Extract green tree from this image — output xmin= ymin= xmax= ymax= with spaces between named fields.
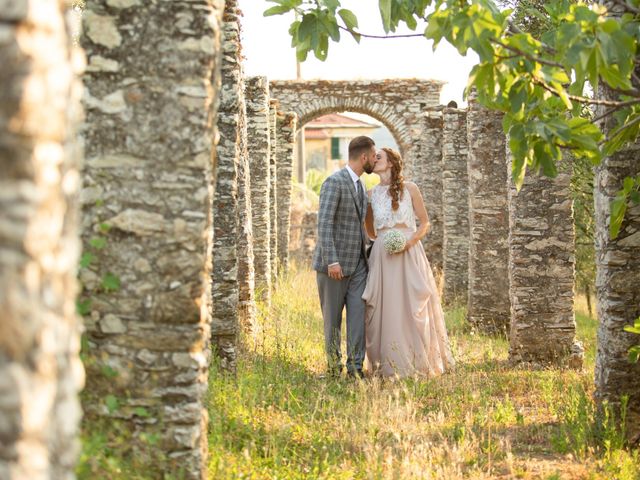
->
xmin=265 ymin=0 xmax=640 ymax=237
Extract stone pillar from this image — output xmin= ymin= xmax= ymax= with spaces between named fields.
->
xmin=466 ymin=95 xmax=510 ymax=334
xmin=212 ymin=0 xmax=247 ymax=366
xmin=442 ymin=108 xmax=469 ymax=303
xmin=594 ymin=142 xmax=640 ymax=443
xmin=81 ymin=1 xmax=223 ymax=476
xmin=245 ymin=76 xmax=272 ymax=306
xmin=417 ymin=110 xmax=444 ymax=272
xmin=269 ymin=101 xmax=279 ymax=284
xmin=231 ymin=12 xmax=256 ymax=333
xmin=0 ymin=3 xmax=84 ymax=478
xmin=276 ymin=111 xmax=297 ymax=274
xmin=507 ymin=152 xmax=582 ymax=367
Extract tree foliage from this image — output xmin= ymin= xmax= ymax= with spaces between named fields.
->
xmin=265 ymin=0 xmax=640 ymax=237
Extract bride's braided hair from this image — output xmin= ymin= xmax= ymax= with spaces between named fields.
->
xmin=383 ymin=147 xmax=404 ymax=211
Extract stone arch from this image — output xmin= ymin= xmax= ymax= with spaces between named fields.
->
xmin=297 ymin=105 xmax=410 ymax=158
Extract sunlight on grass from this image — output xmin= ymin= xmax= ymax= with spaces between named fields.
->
xmin=207 ymin=267 xmax=640 ymax=479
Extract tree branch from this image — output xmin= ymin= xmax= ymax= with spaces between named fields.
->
xmin=610 ymin=0 xmax=640 ymax=15
xmin=533 ymin=78 xmax=640 ymax=107
xmin=491 ymin=38 xmax=564 ymax=69
xmin=338 ymin=25 xmax=424 ymax=39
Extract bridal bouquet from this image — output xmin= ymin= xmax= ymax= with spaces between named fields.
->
xmin=383 ymin=229 xmax=406 ymax=254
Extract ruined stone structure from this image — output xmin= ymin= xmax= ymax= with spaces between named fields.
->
xmin=466 ymin=97 xmax=510 ymax=334
xmin=0 ymin=3 xmax=84 ymax=478
xmin=80 ymin=1 xmax=224 ymax=477
xmin=269 ymin=79 xmax=446 ymax=269
xmin=442 ymin=108 xmax=470 ymax=302
xmin=245 ymin=76 xmax=272 ymax=305
xmin=275 ymin=112 xmax=298 ymax=273
xmin=507 ymin=155 xmax=583 ymax=367
xmin=594 ymin=138 xmax=640 ymax=442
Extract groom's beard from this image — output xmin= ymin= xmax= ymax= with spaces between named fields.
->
xmin=363 ymin=161 xmax=374 ymax=174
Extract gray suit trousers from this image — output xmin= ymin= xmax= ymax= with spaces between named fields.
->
xmin=316 ymin=256 xmax=367 ymax=373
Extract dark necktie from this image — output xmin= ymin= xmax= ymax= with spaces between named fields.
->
xmin=356 ymin=180 xmax=362 ymax=199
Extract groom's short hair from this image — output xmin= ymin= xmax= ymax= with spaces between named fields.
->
xmin=348 ymin=136 xmax=375 ymax=160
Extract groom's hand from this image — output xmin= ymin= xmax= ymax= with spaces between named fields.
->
xmin=328 ymin=263 xmax=344 ymax=280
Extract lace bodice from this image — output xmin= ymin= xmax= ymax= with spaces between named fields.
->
xmin=370 ymin=184 xmax=416 ymax=232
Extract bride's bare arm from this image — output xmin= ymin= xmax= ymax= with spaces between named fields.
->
xmin=404 ymin=182 xmax=430 ymax=249
xmin=364 ymin=191 xmax=377 ymax=240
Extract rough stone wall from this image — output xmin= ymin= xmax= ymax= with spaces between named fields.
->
xmin=0 ymin=3 xmax=84 ymax=478
xmin=594 ymin=142 xmax=640 ymax=442
xmin=81 ymin=1 xmax=223 ymax=476
xmin=442 ymin=108 xmax=470 ymax=302
xmin=269 ymin=101 xmax=279 ymax=284
xmin=269 ymin=79 xmax=445 ymax=266
xmin=276 ymin=111 xmax=298 ymax=273
xmin=507 ymin=153 xmax=582 ymax=367
xmin=245 ymin=76 xmax=272 ymax=305
xmin=289 ymin=211 xmax=318 ymax=263
xmin=466 ymin=95 xmax=510 ymax=334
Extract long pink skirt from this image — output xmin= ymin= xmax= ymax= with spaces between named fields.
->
xmin=362 ymin=227 xmax=455 ymax=378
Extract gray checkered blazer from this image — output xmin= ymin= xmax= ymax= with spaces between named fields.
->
xmin=312 ymin=168 xmax=368 ymax=276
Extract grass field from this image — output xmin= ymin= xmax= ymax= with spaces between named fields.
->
xmin=77 ymin=265 xmax=639 ymax=479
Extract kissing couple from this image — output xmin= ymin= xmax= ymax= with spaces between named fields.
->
xmin=312 ymin=135 xmax=455 ymax=379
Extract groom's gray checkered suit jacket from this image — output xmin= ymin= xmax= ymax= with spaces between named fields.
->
xmin=312 ymin=168 xmax=368 ymax=276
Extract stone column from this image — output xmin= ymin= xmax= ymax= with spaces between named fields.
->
xmin=507 ymin=152 xmax=582 ymax=367
xmin=212 ymin=0 xmax=247 ymax=366
xmin=269 ymin=101 xmax=279 ymax=284
xmin=594 ymin=142 xmax=640 ymax=443
xmin=81 ymin=1 xmax=223 ymax=476
xmin=466 ymin=95 xmax=510 ymax=334
xmin=442 ymin=108 xmax=469 ymax=302
xmin=276 ymin=111 xmax=298 ymax=274
xmin=412 ymin=109 xmax=443 ymax=275
xmin=245 ymin=76 xmax=272 ymax=306
xmin=231 ymin=10 xmax=256 ymax=334
xmin=0 ymin=3 xmax=84 ymax=478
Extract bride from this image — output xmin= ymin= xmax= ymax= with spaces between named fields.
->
xmin=362 ymin=147 xmax=455 ymax=378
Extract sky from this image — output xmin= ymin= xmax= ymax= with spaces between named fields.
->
xmin=238 ymin=1 xmax=479 ymax=106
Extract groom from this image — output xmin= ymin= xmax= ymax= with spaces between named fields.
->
xmin=313 ymin=135 xmax=377 ymax=379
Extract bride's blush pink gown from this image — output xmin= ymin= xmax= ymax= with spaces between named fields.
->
xmin=362 ymin=185 xmax=455 ymax=378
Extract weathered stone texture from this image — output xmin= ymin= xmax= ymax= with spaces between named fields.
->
xmin=442 ymin=108 xmax=470 ymax=302
xmin=81 ymin=1 xmax=224 ymax=476
xmin=269 ymin=101 xmax=279 ymax=284
xmin=269 ymin=79 xmax=445 ymax=267
xmin=211 ymin=1 xmax=244 ymax=368
xmin=0 ymin=3 xmax=84 ymax=478
xmin=231 ymin=12 xmax=256 ymax=333
xmin=466 ymin=95 xmax=510 ymax=333
xmin=594 ymin=142 xmax=640 ymax=443
xmin=276 ymin=111 xmax=297 ymax=273
xmin=245 ymin=76 xmax=272 ymax=305
xmin=507 ymin=153 xmax=582 ymax=367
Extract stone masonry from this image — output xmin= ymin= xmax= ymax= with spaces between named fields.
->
xmin=231 ymin=6 xmax=256 ymax=334
xmin=269 ymin=100 xmax=279 ymax=284
xmin=269 ymin=79 xmax=447 ymax=267
xmin=81 ymin=1 xmax=224 ymax=477
xmin=466 ymin=94 xmax=510 ymax=334
xmin=245 ymin=76 xmax=272 ymax=305
xmin=442 ymin=108 xmax=470 ymax=302
xmin=0 ymin=2 xmax=84 ymax=478
xmin=507 ymin=154 xmax=583 ymax=367
xmin=594 ymin=140 xmax=640 ymax=443
xmin=211 ymin=1 xmax=243 ymax=367
xmin=276 ymin=111 xmax=298 ymax=273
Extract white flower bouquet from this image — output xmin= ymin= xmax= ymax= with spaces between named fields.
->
xmin=382 ymin=229 xmax=406 ymax=254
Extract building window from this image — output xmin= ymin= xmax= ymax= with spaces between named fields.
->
xmin=331 ymin=137 xmax=341 ymax=159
